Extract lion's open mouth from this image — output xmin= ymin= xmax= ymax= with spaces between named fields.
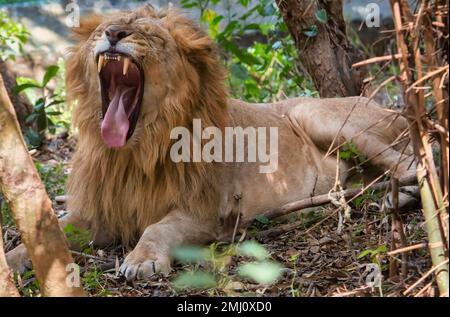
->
xmin=97 ymin=52 xmax=144 ymax=148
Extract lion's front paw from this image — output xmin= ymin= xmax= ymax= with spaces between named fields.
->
xmin=119 ymin=248 xmax=171 ymax=281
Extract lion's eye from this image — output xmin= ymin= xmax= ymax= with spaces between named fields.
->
xmin=149 ymin=34 xmax=165 ymax=46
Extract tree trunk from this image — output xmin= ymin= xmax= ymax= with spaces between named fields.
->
xmin=275 ymin=0 xmax=366 ymax=97
xmin=0 ymin=74 xmax=85 ymax=297
xmin=0 ymin=61 xmax=32 ymax=128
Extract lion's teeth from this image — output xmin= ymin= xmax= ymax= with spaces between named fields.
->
xmin=98 ymin=54 xmax=104 ymax=73
xmin=123 ymin=57 xmax=131 ymax=76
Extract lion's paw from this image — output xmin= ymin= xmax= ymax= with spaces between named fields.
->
xmin=119 ymin=249 xmax=171 ymax=281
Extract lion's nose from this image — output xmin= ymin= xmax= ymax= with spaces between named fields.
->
xmin=105 ymin=26 xmax=133 ymax=46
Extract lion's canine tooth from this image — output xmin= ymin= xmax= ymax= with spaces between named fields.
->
xmin=123 ymin=57 xmax=131 ymax=75
xmin=98 ymin=54 xmax=104 ymax=73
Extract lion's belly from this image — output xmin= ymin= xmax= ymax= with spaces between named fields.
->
xmin=217 ymin=101 xmax=347 ymax=234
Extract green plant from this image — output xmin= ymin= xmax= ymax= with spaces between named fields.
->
xmin=358 ymin=244 xmax=387 ymax=267
xmin=289 ymin=253 xmax=300 ymax=297
xmin=82 ymin=268 xmax=111 ymax=296
xmin=181 ymin=0 xmax=316 ymax=103
xmin=171 ymin=240 xmax=283 ymax=293
xmin=63 ymin=223 xmax=92 ymax=254
xmin=15 ymin=64 xmax=67 ymax=148
xmin=0 ymin=11 xmax=28 ymax=61
xmin=34 ymin=161 xmax=68 ymax=199
xmin=15 ymin=270 xmax=40 ymax=297
xmin=0 ymin=192 xmax=13 ymax=226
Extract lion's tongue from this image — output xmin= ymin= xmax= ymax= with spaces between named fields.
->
xmin=101 ymin=85 xmax=135 ymax=148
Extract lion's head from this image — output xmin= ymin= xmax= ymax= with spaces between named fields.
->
xmin=65 ymin=6 xmax=228 ymax=244
xmin=66 ymin=5 xmax=228 ymax=149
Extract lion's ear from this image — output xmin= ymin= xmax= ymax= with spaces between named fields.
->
xmin=163 ymin=11 xmax=216 ymax=68
xmin=134 ymin=4 xmax=157 ymax=18
xmin=172 ymin=28 xmax=215 ymax=66
xmin=72 ymin=15 xmax=103 ymax=41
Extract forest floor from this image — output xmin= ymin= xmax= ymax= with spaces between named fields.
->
xmin=1 ymin=134 xmax=436 ymax=297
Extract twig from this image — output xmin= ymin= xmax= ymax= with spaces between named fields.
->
xmin=406 ymin=65 xmax=449 ymax=93
xmin=388 ymin=242 xmax=427 ymax=256
xmin=352 ymin=54 xmax=405 ymax=68
xmin=389 ymin=178 xmax=408 ymax=281
xmin=247 ymin=174 xmax=417 ymax=226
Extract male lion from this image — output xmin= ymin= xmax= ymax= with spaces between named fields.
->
xmin=7 ymin=5 xmax=414 ymax=281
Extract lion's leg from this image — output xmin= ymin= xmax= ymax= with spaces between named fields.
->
xmin=286 ymin=99 xmax=416 ymax=180
xmin=119 ymin=210 xmax=217 ymax=281
xmin=6 ymin=210 xmax=108 ymax=274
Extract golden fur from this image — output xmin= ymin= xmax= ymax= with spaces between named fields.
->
xmin=66 ymin=7 xmax=229 ymax=245
xmin=7 ymin=5 xmax=415 ymax=280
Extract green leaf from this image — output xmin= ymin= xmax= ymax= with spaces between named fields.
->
xmin=25 ymin=113 xmax=40 ymax=124
xmin=236 ymin=51 xmax=261 ymax=66
xmin=42 ymin=65 xmax=59 ymax=87
xmin=339 ymin=151 xmax=352 ymax=160
xmin=303 ymin=25 xmax=318 ymax=38
xmin=358 ymin=245 xmax=387 ymax=259
xmin=46 ymin=111 xmax=63 ymax=116
xmin=238 ymin=240 xmax=269 ymax=260
xmin=13 ymin=82 xmax=42 ymax=94
xmin=239 ymin=0 xmax=249 ymax=7
xmin=211 ymin=15 xmax=224 ymax=26
xmin=173 ymin=271 xmax=216 ymax=290
xmin=46 ymin=99 xmax=65 ymax=108
xmin=33 ymin=98 xmax=46 ymax=112
xmin=25 ymin=128 xmax=41 ymax=147
xmin=315 ymin=9 xmax=328 ymax=23
xmin=255 ymin=215 xmax=270 ymax=224
xmin=64 ymin=223 xmax=75 ymax=234
xmin=230 ymin=63 xmax=248 ymax=80
xmin=180 ymin=1 xmax=197 ymax=9
xmin=221 ymin=21 xmax=239 ymax=37
xmin=171 ymin=245 xmax=210 ymax=263
xmin=243 ymin=23 xmax=260 ymax=32
xmin=238 ymin=261 xmax=283 ymax=284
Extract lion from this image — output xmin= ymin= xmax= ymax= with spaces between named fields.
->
xmin=7 ymin=5 xmax=415 ymax=281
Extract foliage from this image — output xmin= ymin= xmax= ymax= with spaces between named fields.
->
xmin=63 ymin=223 xmax=92 ymax=254
xmin=0 ymin=10 xmax=28 ymax=61
xmin=15 ymin=270 xmax=40 ymax=297
xmin=358 ymin=244 xmax=388 ymax=275
xmin=181 ymin=0 xmax=316 ymax=102
xmin=0 ymin=192 xmax=12 ymax=226
xmin=15 ymin=62 xmax=68 ymax=148
xmin=1 ymin=12 xmax=69 ymax=148
xmin=34 ymin=161 xmax=67 ymax=199
xmin=173 ymin=271 xmax=217 ymax=290
xmin=82 ymin=268 xmax=111 ymax=297
xmin=171 ymin=240 xmax=283 ymax=293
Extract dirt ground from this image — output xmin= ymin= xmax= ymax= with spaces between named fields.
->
xmin=2 ymin=135 xmax=435 ymax=297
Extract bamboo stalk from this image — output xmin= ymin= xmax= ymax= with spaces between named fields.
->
xmin=389 ymin=0 xmax=449 ymax=296
xmin=423 ymin=2 xmax=449 ymax=243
